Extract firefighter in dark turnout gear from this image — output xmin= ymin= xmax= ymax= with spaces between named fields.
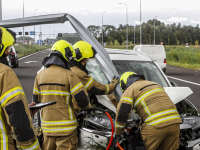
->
xmin=33 ymin=40 xmax=91 ymax=150
xmin=115 ymin=72 xmax=181 ymax=150
xmin=69 ymin=41 xmax=119 ymax=109
xmin=0 ymin=27 xmax=40 ymax=149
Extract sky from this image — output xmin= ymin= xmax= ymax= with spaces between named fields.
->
xmin=1 ymin=0 xmax=200 ymax=41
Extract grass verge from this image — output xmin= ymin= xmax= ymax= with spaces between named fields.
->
xmin=14 ymin=44 xmax=52 ymax=57
xmin=165 ymin=45 xmax=200 ymax=70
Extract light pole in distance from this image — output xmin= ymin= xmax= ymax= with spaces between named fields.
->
xmin=154 ymin=16 xmax=157 ymax=45
xmin=102 ymin=11 xmax=106 ymax=47
xmin=0 ymin=0 xmax=2 ymax=21
xmin=119 ymin=3 xmax=128 ymax=49
xmin=49 ymin=27 xmax=51 ymax=44
xmin=139 ymin=0 xmax=142 ymax=45
xmin=34 ymin=9 xmax=38 ymax=44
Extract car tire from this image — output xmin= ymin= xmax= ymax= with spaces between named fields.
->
xmin=13 ymin=60 xmax=17 ymax=68
xmin=16 ymin=60 xmax=19 ymax=67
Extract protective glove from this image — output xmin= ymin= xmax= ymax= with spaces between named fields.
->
xmin=110 ymin=76 xmax=120 ymax=87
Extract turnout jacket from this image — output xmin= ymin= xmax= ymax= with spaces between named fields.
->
xmin=115 ymin=79 xmax=182 ymax=135
xmin=33 ymin=56 xmax=91 ymax=136
xmin=0 ymin=63 xmax=40 ymax=150
xmin=70 ymin=66 xmax=116 ymax=95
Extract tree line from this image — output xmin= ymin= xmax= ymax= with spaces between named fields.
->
xmin=87 ymin=19 xmax=200 ymax=46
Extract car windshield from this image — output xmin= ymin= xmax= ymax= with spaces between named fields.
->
xmin=86 ymin=59 xmax=169 ymax=87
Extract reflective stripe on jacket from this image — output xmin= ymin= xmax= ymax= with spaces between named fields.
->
xmin=70 ymin=66 xmax=115 ymax=95
xmin=115 ymin=79 xmax=182 ymax=135
xmin=33 ymin=65 xmax=91 ymax=136
xmin=0 ymin=63 xmax=40 ymax=150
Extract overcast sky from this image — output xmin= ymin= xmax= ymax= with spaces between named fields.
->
xmin=1 ymin=0 xmax=200 ymax=41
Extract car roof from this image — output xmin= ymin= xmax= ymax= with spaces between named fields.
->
xmin=134 ymin=45 xmax=164 ymax=47
xmin=106 ymin=49 xmax=153 ymax=61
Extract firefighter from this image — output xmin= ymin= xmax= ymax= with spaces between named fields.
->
xmin=33 ymin=40 xmax=91 ymax=150
xmin=69 ymin=41 xmax=119 ymax=108
xmin=0 ymin=27 xmax=40 ymax=149
xmin=115 ymin=72 xmax=182 ymax=150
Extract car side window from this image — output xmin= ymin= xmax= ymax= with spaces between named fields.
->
xmin=86 ymin=59 xmax=108 ymax=84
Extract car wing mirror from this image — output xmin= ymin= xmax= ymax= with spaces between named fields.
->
xmin=16 ymin=51 xmax=18 ymax=53
xmin=170 ymin=81 xmax=177 ymax=87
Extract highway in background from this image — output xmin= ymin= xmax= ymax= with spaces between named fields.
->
xmin=12 ymin=49 xmax=51 ymax=104
xmin=13 ymin=53 xmax=200 ymax=111
xmin=166 ymin=65 xmax=200 ymax=110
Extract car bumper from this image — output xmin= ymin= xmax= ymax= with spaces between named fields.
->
xmin=186 ymin=138 xmax=200 ymax=150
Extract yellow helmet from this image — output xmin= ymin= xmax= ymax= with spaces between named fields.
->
xmin=0 ymin=27 xmax=16 ymax=57
xmin=73 ymin=41 xmax=97 ymax=62
xmin=120 ymin=72 xmax=137 ymax=92
xmin=51 ymin=40 xmax=75 ymax=62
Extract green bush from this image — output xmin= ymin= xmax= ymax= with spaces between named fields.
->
xmin=14 ymin=44 xmax=51 ymax=57
xmin=166 ymin=46 xmax=200 ymax=66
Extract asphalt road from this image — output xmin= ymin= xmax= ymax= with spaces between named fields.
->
xmin=12 ymin=52 xmax=200 ymax=111
xmin=12 ymin=49 xmax=51 ymax=104
xmin=166 ymin=65 xmax=200 ymax=110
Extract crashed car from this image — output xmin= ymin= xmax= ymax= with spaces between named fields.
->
xmin=1 ymin=13 xmax=200 ymax=150
xmin=79 ymin=49 xmax=200 ymax=150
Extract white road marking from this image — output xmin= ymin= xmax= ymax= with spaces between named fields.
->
xmin=167 ymin=76 xmax=200 ymax=86
xmin=24 ymin=61 xmax=38 ymax=63
xmin=19 ymin=49 xmax=50 ymax=61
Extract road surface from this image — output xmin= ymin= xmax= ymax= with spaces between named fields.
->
xmin=12 ymin=49 xmax=51 ymax=103
xmin=166 ymin=64 xmax=200 ymax=110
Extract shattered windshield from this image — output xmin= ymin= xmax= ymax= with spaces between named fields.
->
xmin=86 ymin=59 xmax=169 ymax=87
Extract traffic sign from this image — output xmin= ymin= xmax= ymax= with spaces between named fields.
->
xmin=37 ymin=40 xmax=43 ymax=44
xmin=30 ymin=31 xmax=35 ymax=35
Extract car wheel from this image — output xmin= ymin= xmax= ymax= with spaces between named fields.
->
xmin=16 ymin=60 xmax=19 ymax=67
xmin=13 ymin=60 xmax=17 ymax=68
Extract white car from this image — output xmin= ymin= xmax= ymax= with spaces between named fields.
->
xmin=6 ymin=56 xmax=12 ymax=67
xmin=84 ymin=49 xmax=200 ymax=150
xmin=133 ymin=45 xmax=167 ymax=73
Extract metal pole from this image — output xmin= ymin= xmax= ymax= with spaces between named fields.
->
xmin=0 ymin=0 xmax=2 ymax=21
xmin=140 ymin=0 xmax=142 ymax=45
xmin=126 ymin=4 xmax=128 ymax=50
xmin=102 ymin=11 xmax=106 ymax=47
xmin=154 ymin=16 xmax=157 ymax=45
xmin=40 ymin=25 xmax=42 ymax=46
xmin=119 ymin=3 xmax=128 ymax=49
xmin=49 ymin=27 xmax=51 ymax=44
xmin=23 ymin=0 xmax=24 ymax=45
xmin=34 ymin=9 xmax=37 ymax=44
xmin=134 ymin=25 xmax=135 ymax=44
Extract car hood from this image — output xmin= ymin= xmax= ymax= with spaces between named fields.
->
xmin=164 ymin=87 xmax=193 ymax=104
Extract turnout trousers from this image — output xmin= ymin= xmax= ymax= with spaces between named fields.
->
xmin=141 ymin=123 xmax=180 ymax=150
xmin=42 ymin=130 xmax=78 ymax=150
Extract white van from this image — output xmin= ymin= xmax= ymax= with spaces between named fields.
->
xmin=133 ymin=45 xmax=166 ymax=73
